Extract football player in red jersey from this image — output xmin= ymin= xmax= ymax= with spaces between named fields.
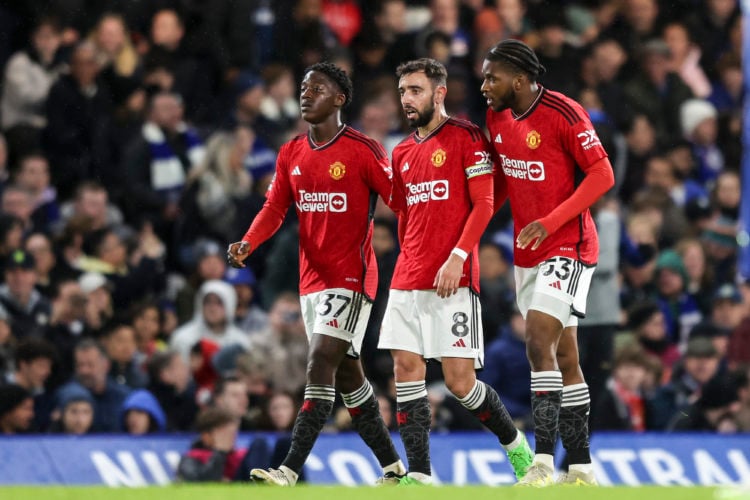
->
xmin=482 ymin=39 xmax=615 ymax=486
xmin=378 ymin=58 xmax=533 ymax=486
xmin=227 ymin=62 xmax=405 ymax=486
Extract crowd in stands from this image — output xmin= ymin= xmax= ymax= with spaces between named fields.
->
xmin=0 ymin=0 xmax=749 ymax=461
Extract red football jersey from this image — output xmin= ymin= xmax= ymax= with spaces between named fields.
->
xmin=486 ymin=87 xmax=608 ymax=267
xmin=245 ymin=126 xmax=392 ymax=298
xmin=390 ymin=118 xmax=494 ymax=292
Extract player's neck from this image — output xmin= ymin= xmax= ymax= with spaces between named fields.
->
xmin=511 ymin=84 xmax=541 ymax=118
xmin=417 ymin=111 xmax=449 ymax=139
xmin=309 ymin=117 xmax=345 ymax=145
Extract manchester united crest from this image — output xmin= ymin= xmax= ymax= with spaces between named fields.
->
xmin=526 ymin=130 xmax=541 ymax=150
xmin=329 ymin=161 xmax=346 ymax=180
xmin=431 ymin=148 xmax=447 ymax=167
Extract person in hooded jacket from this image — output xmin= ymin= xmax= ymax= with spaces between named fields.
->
xmin=121 ymin=389 xmax=167 ymax=434
xmin=169 ymin=280 xmax=250 ymax=360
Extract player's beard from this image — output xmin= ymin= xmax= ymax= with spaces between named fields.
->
xmin=405 ymin=101 xmax=436 ymax=129
xmin=491 ymin=88 xmax=518 ymax=112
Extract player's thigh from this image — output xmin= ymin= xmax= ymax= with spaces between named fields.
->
xmin=379 ymin=289 xmax=424 ymax=355
xmin=517 ymin=257 xmax=595 ymax=328
xmin=419 ymin=288 xmax=485 ymax=369
xmin=301 ymin=288 xmax=372 ymax=358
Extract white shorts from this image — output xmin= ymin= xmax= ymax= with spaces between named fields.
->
xmin=379 ymin=288 xmax=484 ymax=369
xmin=515 ymin=257 xmax=595 ymax=328
xmin=300 ymin=288 xmax=372 ymax=358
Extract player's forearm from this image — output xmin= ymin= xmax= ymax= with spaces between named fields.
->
xmin=455 ymin=176 xmax=494 ymax=254
xmin=538 ymin=157 xmax=614 ymax=234
xmin=242 ymin=202 xmax=287 ymax=249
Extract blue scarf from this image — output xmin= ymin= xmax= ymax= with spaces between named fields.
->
xmin=143 ymin=122 xmax=205 ymax=202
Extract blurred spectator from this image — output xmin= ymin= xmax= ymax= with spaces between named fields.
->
xmin=662 ymin=20 xmax=711 ymax=99
xmin=45 ymin=279 xmax=89 ymax=385
xmin=89 ymin=13 xmax=141 ymax=106
xmin=185 ymin=126 xmax=253 ymax=243
xmin=534 ymin=9 xmax=581 ymax=96
xmin=685 ymin=0 xmax=739 ymax=80
xmin=643 ymin=155 xmax=706 ymax=209
xmin=43 ymin=41 xmax=115 ymax=199
xmin=674 ymin=238 xmax=713 ymax=314
xmin=648 ymin=337 xmax=723 ymax=430
xmin=102 ymin=323 xmax=148 ymax=389
xmin=728 ymin=280 xmax=750 ymax=369
xmin=120 ymin=91 xmax=205 ymax=253
xmin=274 ymin=0 xmax=337 ymax=80
xmin=667 ymin=373 xmax=740 ymax=432
xmin=592 ymin=344 xmax=651 ymax=431
xmin=79 ymin=226 xmax=166 ymax=310
xmin=702 ymin=170 xmax=740 ymax=281
xmin=175 ymin=239 xmax=227 ymax=323
xmin=224 ymin=267 xmax=267 ymax=336
xmin=8 ymin=337 xmax=56 ymax=431
xmin=57 ymin=181 xmax=124 ymax=234
xmin=0 ymin=249 xmax=52 ymax=340
xmin=601 ymin=0 xmax=662 ymax=66
xmin=1 ymin=17 xmax=65 ymax=157
xmin=248 ymin=292 xmax=308 ymax=395
xmin=478 ymin=306 xmax=531 ymax=426
xmin=2 ymin=184 xmax=37 ymax=233
xmin=177 ymin=406 xmax=270 ymax=482
xmin=654 ymin=249 xmax=702 ymax=347
xmin=735 ymin=369 xmax=750 ymax=431
xmin=13 ymin=153 xmax=59 ymax=234
xmin=25 ymin=232 xmax=66 ymax=299
xmin=261 ymin=391 xmax=298 ymax=432
xmin=55 ymin=339 xmax=130 ymax=433
xmin=146 ymin=349 xmax=198 ymax=432
xmin=211 ymin=375 xmax=253 ymax=431
xmin=709 ymin=283 xmax=744 ymax=333
xmin=579 ymin=38 xmax=629 ymax=132
xmin=474 ymin=0 xmax=532 ymax=59
xmin=322 ymin=0 xmax=362 ymax=47
xmin=235 ymin=351 xmax=273 ymax=426
xmin=680 ymin=98 xmax=723 ymax=185
xmin=620 ymin=212 xmax=659 ymax=310
xmin=78 ymin=271 xmax=113 ymax=335
xmin=0 ymin=214 xmax=24 ymax=274
xmin=624 ymin=39 xmax=693 ymax=148
xmin=626 ymin=300 xmax=681 ymax=382
xmin=48 ymin=383 xmax=94 ymax=435
xmin=708 ymin=53 xmax=742 ymax=117
xmin=689 ymin=321 xmax=732 ymax=363
xmin=143 ymin=9 xmax=215 ymax=124
xmin=130 ymin=300 xmax=165 ymax=369
xmin=120 ymin=389 xmax=166 ymax=434
xmin=0 ymin=383 xmax=34 ymax=434
xmin=618 ymin=114 xmax=657 ymax=204
xmin=170 ymin=280 xmax=249 ymax=360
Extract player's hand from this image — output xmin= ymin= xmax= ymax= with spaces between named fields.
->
xmin=433 ymin=253 xmax=464 ymax=298
xmin=516 ymin=221 xmax=549 ymax=251
xmin=227 ymin=241 xmax=251 ymax=268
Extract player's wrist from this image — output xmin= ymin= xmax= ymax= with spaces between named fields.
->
xmin=451 ymin=248 xmax=468 ymax=261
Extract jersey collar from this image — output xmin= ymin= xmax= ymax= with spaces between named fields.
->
xmin=308 ymin=124 xmax=348 ymax=151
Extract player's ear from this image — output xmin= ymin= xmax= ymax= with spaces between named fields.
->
xmin=434 ymin=84 xmax=447 ymax=105
xmin=334 ymin=92 xmax=346 ymax=108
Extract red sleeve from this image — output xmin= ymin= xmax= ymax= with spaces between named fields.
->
xmin=241 ymin=146 xmax=293 ymax=249
xmin=365 ymin=142 xmax=399 ymax=214
xmin=389 ymin=150 xmax=408 ymax=214
xmin=455 ymin=173 xmax=494 ymax=254
xmin=538 ymin=156 xmax=615 ymax=234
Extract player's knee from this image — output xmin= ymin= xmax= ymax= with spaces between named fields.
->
xmin=306 ymin=352 xmax=338 ymax=384
xmin=444 ymin=376 xmax=474 ymax=399
xmin=392 ymin=353 xmax=424 ymax=381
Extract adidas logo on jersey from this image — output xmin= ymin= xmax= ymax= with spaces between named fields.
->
xmin=548 ymin=281 xmax=562 ymax=290
xmin=452 ymin=338 xmax=467 ymax=348
xmin=494 ymin=133 xmax=502 ymax=143
xmin=292 ymin=165 xmax=302 ymax=176
xmin=326 ymin=319 xmax=339 ymax=328
xmin=401 ymin=162 xmax=410 ymax=172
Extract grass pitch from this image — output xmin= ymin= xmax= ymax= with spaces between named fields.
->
xmin=1 ymin=485 xmax=735 ymax=500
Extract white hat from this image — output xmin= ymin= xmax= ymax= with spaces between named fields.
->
xmin=680 ymin=99 xmax=717 ymax=138
xmin=78 ymin=272 xmax=108 ymax=294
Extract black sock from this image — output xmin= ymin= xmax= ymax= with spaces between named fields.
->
xmin=396 ymin=381 xmax=431 ymax=475
xmin=530 ymin=371 xmax=563 ymax=456
xmin=343 ymin=381 xmax=400 ymax=468
xmin=457 ymin=380 xmax=517 ymax=445
xmin=282 ymin=384 xmax=335 ymax=474
xmin=559 ymin=383 xmax=592 ymax=465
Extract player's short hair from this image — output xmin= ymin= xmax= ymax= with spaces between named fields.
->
xmin=305 ymin=62 xmax=353 ymax=107
xmin=486 ymin=39 xmax=546 ymax=82
xmin=396 ymin=58 xmax=447 ymax=87
xmin=195 ymin=407 xmax=236 ymax=433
